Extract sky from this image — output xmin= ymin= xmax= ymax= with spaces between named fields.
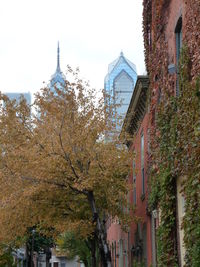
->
xmin=0 ymin=0 xmax=145 ymax=98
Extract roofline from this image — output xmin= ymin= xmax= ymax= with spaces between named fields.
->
xmin=106 ymin=53 xmax=137 ymax=79
xmin=121 ymin=56 xmax=137 ymax=74
xmin=120 ymin=75 xmax=149 ymax=140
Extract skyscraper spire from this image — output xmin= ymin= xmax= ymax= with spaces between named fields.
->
xmin=56 ymin=41 xmax=61 ymax=72
xmin=49 ymin=42 xmax=66 ymax=91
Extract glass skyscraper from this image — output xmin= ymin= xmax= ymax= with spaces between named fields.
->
xmin=4 ymin=92 xmax=31 ymax=105
xmin=104 ymin=52 xmax=137 ymax=129
xmin=49 ymin=42 xmax=66 ymax=92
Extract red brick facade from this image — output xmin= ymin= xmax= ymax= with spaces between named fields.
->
xmin=143 ymin=0 xmax=200 ymax=102
xmin=142 ymin=0 xmax=200 ymax=266
xmin=107 ymin=1 xmax=200 ymax=266
xmin=106 ymin=77 xmax=152 ymax=267
xmin=128 ymin=110 xmax=152 ymax=266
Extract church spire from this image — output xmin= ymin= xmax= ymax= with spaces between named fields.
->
xmin=56 ymin=41 xmax=61 ymax=72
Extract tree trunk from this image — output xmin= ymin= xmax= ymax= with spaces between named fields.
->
xmin=25 ymin=242 xmax=31 ymax=267
xmin=87 ymin=191 xmax=111 ymax=267
xmin=83 ymin=260 xmax=88 ymax=267
xmin=45 ymin=247 xmax=51 ymax=267
xmin=91 ymin=236 xmax=96 ymax=267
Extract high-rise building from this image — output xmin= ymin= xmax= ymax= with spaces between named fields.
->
xmin=49 ymin=42 xmax=66 ymax=91
xmin=4 ymin=92 xmax=31 ymax=105
xmin=104 ymin=52 xmax=137 ymax=128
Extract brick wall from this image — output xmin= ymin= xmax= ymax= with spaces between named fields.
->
xmin=143 ymin=0 xmax=200 ymax=265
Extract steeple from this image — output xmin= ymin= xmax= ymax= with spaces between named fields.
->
xmin=56 ymin=41 xmax=61 ymax=72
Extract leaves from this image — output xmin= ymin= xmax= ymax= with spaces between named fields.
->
xmin=147 ymin=45 xmax=200 ymax=266
xmin=0 ymin=67 xmax=130 ymax=257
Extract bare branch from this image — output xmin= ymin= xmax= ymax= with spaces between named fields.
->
xmin=22 ymin=176 xmax=68 ymax=189
xmin=22 ymin=176 xmax=87 ymax=196
xmin=58 ymin=106 xmax=80 ymax=181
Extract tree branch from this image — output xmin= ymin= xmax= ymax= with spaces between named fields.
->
xmin=58 ymin=106 xmax=80 ymax=181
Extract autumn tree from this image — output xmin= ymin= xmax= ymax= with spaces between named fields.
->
xmin=0 ymin=67 xmax=131 ymax=267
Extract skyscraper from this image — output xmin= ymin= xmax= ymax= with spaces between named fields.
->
xmin=104 ymin=52 xmax=137 ymax=129
xmin=4 ymin=92 xmax=31 ymax=105
xmin=49 ymin=42 xmax=66 ymax=92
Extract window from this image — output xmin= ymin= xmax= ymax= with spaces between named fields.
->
xmin=133 ymin=160 xmax=136 ymax=204
xmin=175 ymin=17 xmax=182 ymax=96
xmin=177 ymin=177 xmax=186 ymax=266
xmin=142 ymin=168 xmax=145 ymax=195
xmin=61 ymin=263 xmax=66 ymax=267
xmin=141 ymin=133 xmax=145 ymax=195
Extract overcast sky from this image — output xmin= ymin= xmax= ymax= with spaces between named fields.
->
xmin=0 ymin=0 xmax=145 ymax=97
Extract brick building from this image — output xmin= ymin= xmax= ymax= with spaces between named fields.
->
xmin=106 ymin=1 xmax=199 ymax=266
xmin=105 ymin=53 xmax=137 ymax=267
xmin=122 ymin=76 xmax=152 ymax=267
xmin=107 ymin=76 xmax=152 ymax=267
xmin=143 ymin=0 xmax=200 ymax=266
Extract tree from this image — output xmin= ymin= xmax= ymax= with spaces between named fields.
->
xmin=25 ymin=228 xmax=54 ymax=267
xmin=57 ymin=231 xmax=99 ymax=267
xmin=0 ymin=244 xmax=17 ymax=267
xmin=0 ymin=67 xmax=131 ymax=267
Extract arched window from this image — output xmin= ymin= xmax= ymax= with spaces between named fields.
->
xmin=175 ymin=17 xmax=182 ymax=96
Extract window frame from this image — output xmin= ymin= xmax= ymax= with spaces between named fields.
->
xmin=141 ymin=132 xmax=145 ymax=196
xmin=175 ymin=16 xmax=183 ymax=96
xmin=133 ymin=160 xmax=137 ymax=205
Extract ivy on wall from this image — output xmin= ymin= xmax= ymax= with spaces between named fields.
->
xmin=143 ymin=0 xmax=200 ymax=265
xmin=148 ymin=46 xmax=200 ymax=266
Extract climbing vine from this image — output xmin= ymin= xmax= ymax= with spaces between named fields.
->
xmin=148 ymin=46 xmax=200 ymax=266
xmin=143 ymin=0 xmax=200 ymax=265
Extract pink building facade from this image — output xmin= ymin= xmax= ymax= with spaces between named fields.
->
xmin=107 ymin=76 xmax=153 ymax=267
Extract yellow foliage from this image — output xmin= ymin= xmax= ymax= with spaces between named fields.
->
xmin=0 ymin=68 xmax=131 ymax=243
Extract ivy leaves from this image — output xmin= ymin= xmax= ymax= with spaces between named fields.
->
xmin=148 ymin=46 xmax=200 ymax=266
